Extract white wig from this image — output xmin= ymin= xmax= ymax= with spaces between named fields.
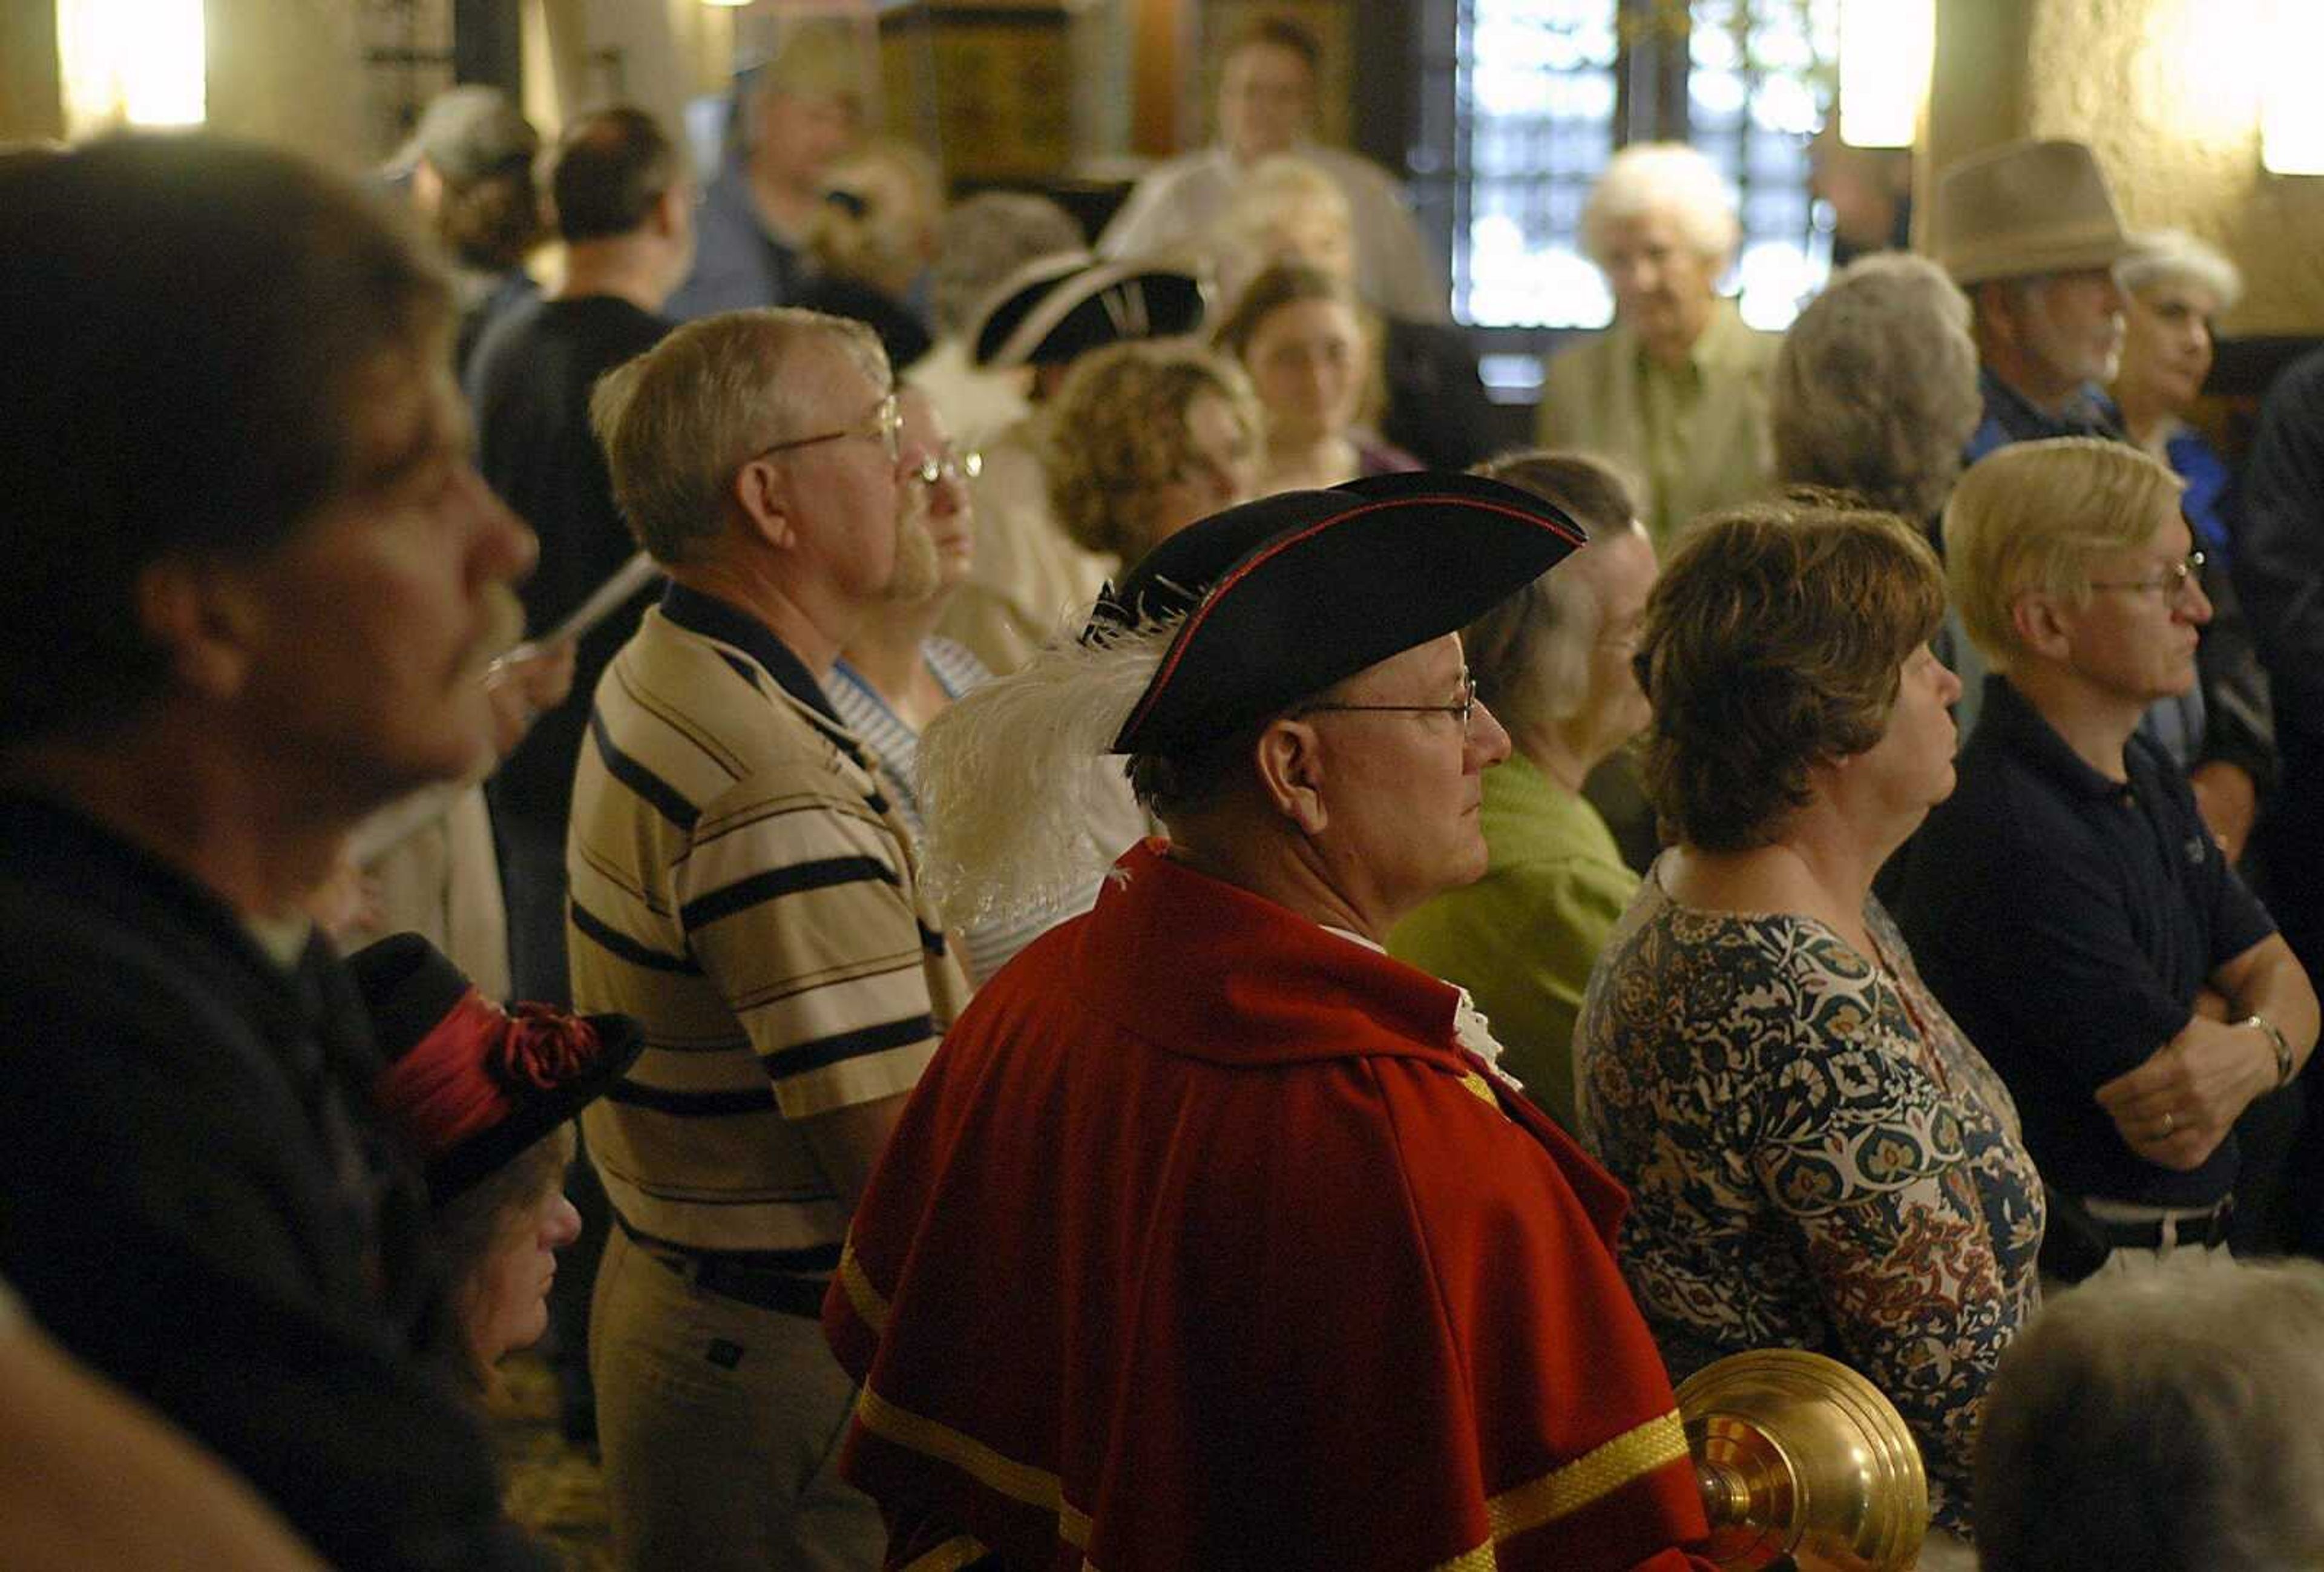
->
xmin=1581 ymin=142 xmax=1741 ymax=268
xmin=915 ymin=613 xmax=1178 ymax=929
xmin=2115 ymin=228 xmax=2244 ymax=313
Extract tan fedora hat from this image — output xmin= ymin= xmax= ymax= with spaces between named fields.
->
xmin=1932 ymin=139 xmax=2130 ymax=286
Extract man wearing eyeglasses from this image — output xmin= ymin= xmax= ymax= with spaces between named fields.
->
xmin=1930 ymin=139 xmax=2274 ymax=864
xmin=1900 ymin=438 xmax=2318 ymax=1286
xmin=825 ymin=475 xmax=1720 ymax=1570
xmin=567 ymin=308 xmax=965 ymax=1572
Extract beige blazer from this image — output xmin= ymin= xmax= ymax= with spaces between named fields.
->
xmin=1535 ymin=298 xmax=1777 ymax=547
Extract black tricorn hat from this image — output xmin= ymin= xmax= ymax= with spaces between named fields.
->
xmin=970 ymin=253 xmax=1209 ymax=369
xmin=1102 ymin=470 xmax=1587 ymax=755
xmin=352 ymin=933 xmax=644 ymax=1205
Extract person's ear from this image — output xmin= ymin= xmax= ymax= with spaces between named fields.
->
xmin=134 ymin=556 xmax=258 ymax=701
xmin=2011 ymin=588 xmax=2074 ymax=663
xmin=732 ymin=459 xmax=798 ymax=551
xmin=1253 ymin=717 xmax=1329 ymax=835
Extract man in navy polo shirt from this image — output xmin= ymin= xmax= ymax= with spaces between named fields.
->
xmin=1900 ymin=438 xmax=2317 ymax=1281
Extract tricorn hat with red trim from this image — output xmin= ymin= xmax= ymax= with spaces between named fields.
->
xmin=1096 ymin=470 xmax=1588 ymax=755
xmin=352 ymin=933 xmax=644 ymax=1205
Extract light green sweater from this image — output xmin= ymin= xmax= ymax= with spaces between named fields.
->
xmin=1388 ymin=752 xmax=1640 ymax=1130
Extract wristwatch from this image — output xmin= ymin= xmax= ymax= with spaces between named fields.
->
xmin=2240 ymin=1013 xmax=2295 ymax=1090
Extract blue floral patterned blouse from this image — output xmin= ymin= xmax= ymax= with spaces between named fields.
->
xmin=1574 ymin=859 xmax=2044 ymax=1534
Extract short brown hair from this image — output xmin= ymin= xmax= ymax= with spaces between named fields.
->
xmin=1636 ymin=494 xmax=1945 ymax=851
xmin=548 ymin=105 xmax=680 ymax=244
xmin=1043 ymin=340 xmax=1260 ymax=561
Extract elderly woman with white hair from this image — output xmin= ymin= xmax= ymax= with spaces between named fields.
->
xmin=1977 ymin=1260 xmax=2324 ymax=1571
xmin=1388 ymin=452 xmax=1654 ymax=1128
xmin=2110 ymin=229 xmax=2244 ymax=571
xmin=1538 ymin=142 xmax=1777 ymax=545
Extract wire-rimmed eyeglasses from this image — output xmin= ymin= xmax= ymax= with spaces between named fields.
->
xmin=752 ymin=393 xmax=901 ymax=466
xmin=2089 ymin=550 xmax=2205 ymax=601
xmin=1293 ymin=672 xmax=1479 ymax=729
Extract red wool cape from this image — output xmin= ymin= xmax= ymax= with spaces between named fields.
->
xmin=826 ymin=841 xmax=1714 ymax=1571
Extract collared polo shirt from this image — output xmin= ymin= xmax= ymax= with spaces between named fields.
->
xmin=1961 ymin=363 xmax=2124 ymax=465
xmin=1897 ymin=675 xmax=2274 ymax=1207
xmin=568 ymin=584 xmax=970 ymax=1274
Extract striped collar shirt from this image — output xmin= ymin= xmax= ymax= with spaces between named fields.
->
xmin=568 ymin=584 xmax=970 ymax=1272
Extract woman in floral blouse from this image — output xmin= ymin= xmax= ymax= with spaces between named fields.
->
xmin=1573 ymin=495 xmax=2044 ymax=1554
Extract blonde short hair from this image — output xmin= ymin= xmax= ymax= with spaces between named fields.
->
xmin=1941 ymin=438 xmax=2187 ymax=672
xmin=590 ymin=308 xmax=888 ymax=565
xmin=1043 ymin=339 xmax=1260 ymax=561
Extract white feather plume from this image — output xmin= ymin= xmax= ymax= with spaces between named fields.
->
xmin=916 ymin=614 xmax=1181 ymax=929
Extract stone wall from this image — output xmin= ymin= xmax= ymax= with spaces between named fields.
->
xmin=1932 ymin=0 xmax=2324 ymax=335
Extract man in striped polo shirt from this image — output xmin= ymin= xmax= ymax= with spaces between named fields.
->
xmin=568 ymin=307 xmax=970 ymax=1571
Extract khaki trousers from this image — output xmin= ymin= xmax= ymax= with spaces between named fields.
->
xmin=591 ymin=1226 xmax=883 ymax=1572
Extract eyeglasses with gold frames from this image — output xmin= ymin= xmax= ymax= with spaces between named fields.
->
xmin=752 ymin=392 xmax=901 ymax=466
xmin=908 ymin=446 xmax=983 ymax=488
xmin=2089 ymin=550 xmax=2205 ymax=602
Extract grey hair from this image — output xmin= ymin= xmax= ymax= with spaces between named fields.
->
xmin=1581 ymin=142 xmax=1739 ymax=269
xmin=2115 ymin=228 xmax=2244 ymax=312
xmin=589 ymin=307 xmax=888 ymax=565
xmin=1773 ymin=254 xmax=1982 ymax=520
xmin=1465 ymin=571 xmax=1600 ymax=733
xmin=1975 ymin=1259 xmax=2324 ymax=1572
xmin=928 ymin=193 xmax=1087 ymax=337
xmin=1463 ymin=449 xmax=1643 ymax=735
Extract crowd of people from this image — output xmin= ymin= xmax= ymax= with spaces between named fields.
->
xmin=8 ymin=9 xmax=2324 ymax=1571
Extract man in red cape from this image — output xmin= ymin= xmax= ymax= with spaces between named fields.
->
xmin=825 ymin=475 xmax=1718 ymax=1571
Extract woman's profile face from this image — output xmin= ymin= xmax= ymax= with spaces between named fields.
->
xmin=1242 ymin=297 xmax=1365 ymax=447
xmin=2118 ymin=278 xmax=2221 ymax=416
xmin=467 ymin=1176 xmax=583 ymax=1369
xmin=1574 ymin=528 xmax=1658 ymax=755
xmin=1847 ymin=642 xmax=1962 ymax=821
xmin=1136 ymin=390 xmax=1260 ymax=555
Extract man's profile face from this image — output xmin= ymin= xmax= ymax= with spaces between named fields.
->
xmin=770 ymin=346 xmax=928 ymax=606
xmin=2055 ymin=506 xmax=2208 ymax=707
xmin=221 ymin=348 xmax=534 ymax=812
xmin=2014 ymin=268 xmax=2125 ymax=396
xmin=1219 ymin=42 xmax=1315 ymax=163
xmin=1298 ymin=633 xmax=1511 ymax=927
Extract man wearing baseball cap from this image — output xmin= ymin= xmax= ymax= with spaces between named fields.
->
xmin=824 ymin=473 xmax=1716 ymax=1570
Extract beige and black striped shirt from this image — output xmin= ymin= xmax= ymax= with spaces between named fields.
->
xmin=568 ymin=585 xmax=970 ymax=1273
